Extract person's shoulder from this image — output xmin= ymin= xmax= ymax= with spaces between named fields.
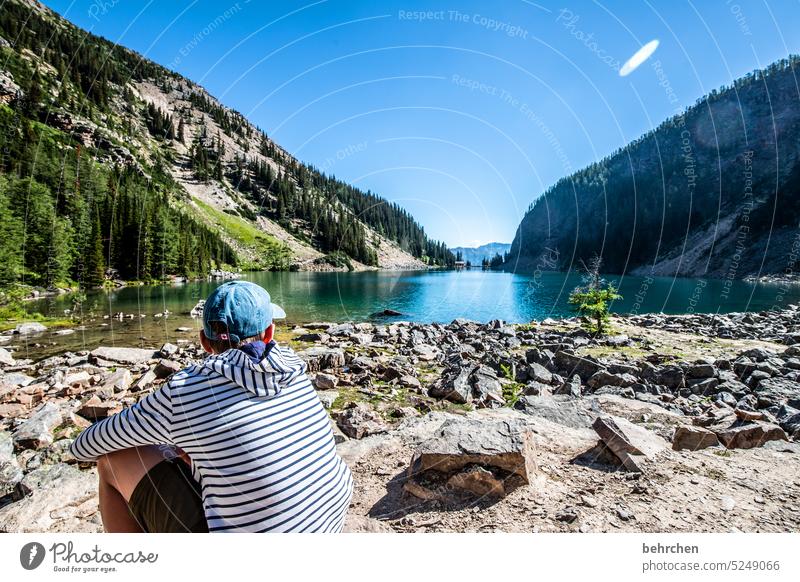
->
xmin=164 ymin=362 xmax=212 ymax=391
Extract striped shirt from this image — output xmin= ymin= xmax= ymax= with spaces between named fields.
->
xmin=70 ymin=342 xmax=353 ymax=533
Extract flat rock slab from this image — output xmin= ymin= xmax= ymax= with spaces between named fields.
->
xmin=409 ymin=417 xmax=537 ymax=483
xmin=715 ymin=422 xmax=789 ymax=449
xmin=592 ymin=415 xmax=668 ymax=472
xmin=90 ymin=346 xmax=156 ymax=365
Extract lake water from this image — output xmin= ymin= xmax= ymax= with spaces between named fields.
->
xmin=16 ymin=269 xmax=798 ymax=360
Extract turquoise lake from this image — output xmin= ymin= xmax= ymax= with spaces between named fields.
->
xmin=15 ymin=269 xmax=798 ymax=359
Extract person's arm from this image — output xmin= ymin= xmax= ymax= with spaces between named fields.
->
xmin=69 ymin=384 xmax=173 ymax=462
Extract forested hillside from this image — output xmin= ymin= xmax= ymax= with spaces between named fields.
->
xmin=0 ymin=0 xmax=452 ymax=289
xmin=508 ymin=55 xmax=800 ymax=279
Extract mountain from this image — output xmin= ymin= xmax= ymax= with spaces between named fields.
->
xmin=508 ymin=55 xmax=800 ymax=280
xmin=0 ymin=0 xmax=453 ymax=289
xmin=451 ymin=242 xmax=511 ymax=266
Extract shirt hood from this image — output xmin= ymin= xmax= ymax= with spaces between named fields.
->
xmin=201 ymin=342 xmax=307 ymax=397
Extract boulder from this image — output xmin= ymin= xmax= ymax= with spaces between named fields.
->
xmin=1 ymin=431 xmax=23 ymax=497
xmin=131 ymin=368 xmax=157 ymax=392
xmin=313 ymin=372 xmax=339 ymax=391
xmin=336 ymin=403 xmax=388 ymax=439
xmin=554 ymin=351 xmax=604 ymax=381
xmin=429 ymin=364 xmax=475 ymax=404
xmin=554 ymin=375 xmax=582 ymax=398
xmin=753 ymin=377 xmax=800 ymax=408
xmin=587 ymin=370 xmax=637 ymax=390
xmin=102 ymin=368 xmax=132 ymax=393
xmin=412 ymin=344 xmax=438 ymax=361
xmin=655 ymin=365 xmax=685 ymax=390
xmin=90 ymin=346 xmax=155 ymax=365
xmin=12 ymin=402 xmax=64 ymax=450
xmin=672 ymin=425 xmax=720 ymax=451
xmin=687 ymin=363 xmax=717 ymax=379
xmin=527 ymin=362 xmax=553 ymax=385
xmin=471 ymin=366 xmax=504 ymax=408
xmin=76 ymin=396 xmax=122 ymax=421
xmin=301 ymin=347 xmax=346 ymax=371
xmin=159 ymin=342 xmax=179 ymax=357
xmin=408 ymin=417 xmax=537 ymax=483
xmin=715 ymin=422 xmax=789 ymax=449
xmin=154 ymin=359 xmax=182 ymax=379
xmin=14 ymin=322 xmax=48 ymax=335
xmin=592 ymin=416 xmax=668 ymax=472
xmin=0 ymin=347 xmax=15 ymax=367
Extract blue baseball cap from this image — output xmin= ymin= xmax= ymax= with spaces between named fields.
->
xmin=202 ymin=281 xmax=286 ymax=343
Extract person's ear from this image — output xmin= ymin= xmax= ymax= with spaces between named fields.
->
xmin=263 ymin=324 xmax=275 ymax=343
xmin=199 ymin=330 xmax=214 ymax=354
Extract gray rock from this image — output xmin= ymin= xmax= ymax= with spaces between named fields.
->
xmin=102 ymin=368 xmax=132 ymax=393
xmin=523 ymin=381 xmax=551 ymax=397
xmin=1 ymin=431 xmax=23 ymax=497
xmin=90 ymin=346 xmax=155 ymax=365
xmin=554 ymin=374 xmax=582 ymax=398
xmin=528 ymin=362 xmax=553 ymax=385
xmin=159 ymin=342 xmax=179 ymax=357
xmin=336 ymin=403 xmax=388 ymax=439
xmin=715 ymin=422 xmax=789 ymax=449
xmin=655 ymin=365 xmax=685 ymax=390
xmin=471 ymin=366 xmax=504 ymax=408
xmin=313 ymin=372 xmax=339 ymax=391
xmin=301 ymin=347 xmax=346 ymax=371
xmin=408 ymin=417 xmax=537 ymax=484
xmin=587 ymin=370 xmax=637 ymax=390
xmin=429 ymin=363 xmax=476 ymax=404
xmin=12 ymin=402 xmax=64 ymax=450
xmin=672 ymin=425 xmax=720 ymax=451
xmin=753 ymin=377 xmax=800 ymax=408
xmin=555 ymin=351 xmax=604 ymax=381
xmin=154 ymin=359 xmax=182 ymax=379
xmin=0 ymin=347 xmax=15 ymax=367
xmin=14 ymin=322 xmax=48 ymax=335
xmin=687 ymin=363 xmax=717 ymax=379
xmin=516 ymin=395 xmax=595 ymax=429
xmin=0 ymin=463 xmax=100 ymax=533
xmin=592 ymin=415 xmax=668 ymax=472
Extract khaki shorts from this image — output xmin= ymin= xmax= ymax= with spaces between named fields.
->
xmin=127 ymin=458 xmax=208 ymax=533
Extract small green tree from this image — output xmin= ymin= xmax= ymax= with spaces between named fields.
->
xmin=568 ymin=257 xmax=621 ymax=335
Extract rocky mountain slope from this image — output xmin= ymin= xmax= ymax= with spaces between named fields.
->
xmin=0 ymin=0 xmax=452 ymax=287
xmin=508 ymin=56 xmax=800 ymax=279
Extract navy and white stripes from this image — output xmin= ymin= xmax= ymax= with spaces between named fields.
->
xmin=70 ymin=343 xmax=353 ymax=533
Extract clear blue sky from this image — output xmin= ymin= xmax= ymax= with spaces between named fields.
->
xmin=42 ymin=0 xmax=800 ymax=248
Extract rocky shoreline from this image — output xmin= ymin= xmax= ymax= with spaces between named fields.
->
xmin=1 ymin=306 xmax=799 ymax=532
